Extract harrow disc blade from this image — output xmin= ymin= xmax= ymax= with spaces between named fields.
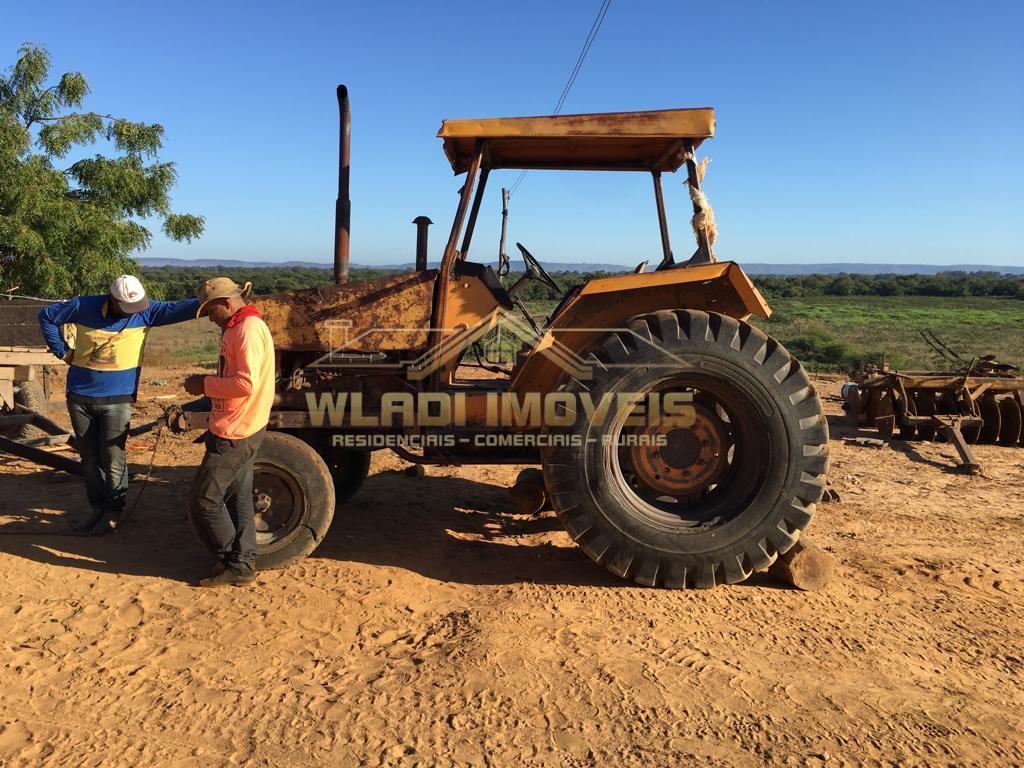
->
xmin=1020 ymin=396 xmax=1024 ymax=447
xmin=866 ymin=388 xmax=895 ymax=440
xmin=962 ymin=409 xmax=983 ymax=444
xmin=979 ymin=393 xmax=1001 ymax=444
xmin=914 ymin=391 xmax=937 ymax=441
xmin=899 ymin=391 xmax=917 ymax=439
xmin=997 ymin=397 xmax=1022 ymax=446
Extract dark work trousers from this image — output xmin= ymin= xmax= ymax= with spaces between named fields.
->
xmin=66 ymin=396 xmax=132 ymax=519
xmin=189 ymin=428 xmax=266 ymax=572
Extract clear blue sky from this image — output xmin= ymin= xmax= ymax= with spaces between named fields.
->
xmin=5 ymin=0 xmax=1023 ymax=267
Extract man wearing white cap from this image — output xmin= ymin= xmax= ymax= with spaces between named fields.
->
xmin=38 ymin=275 xmax=199 ymax=534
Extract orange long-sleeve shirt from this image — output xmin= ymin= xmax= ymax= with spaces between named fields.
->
xmin=204 ymin=314 xmax=275 ymax=439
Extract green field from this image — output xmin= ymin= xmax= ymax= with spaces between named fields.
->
xmin=753 ymin=296 xmax=1024 ymax=371
xmin=145 ymin=295 xmax=1023 ymax=375
xmin=503 ymin=295 xmax=1024 ymax=372
xmin=145 ymin=321 xmax=220 ymax=369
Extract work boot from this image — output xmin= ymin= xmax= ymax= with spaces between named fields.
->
xmin=73 ymin=508 xmax=105 ymax=533
xmin=91 ymin=513 xmax=120 ymax=537
xmin=198 ymin=566 xmax=255 ymax=588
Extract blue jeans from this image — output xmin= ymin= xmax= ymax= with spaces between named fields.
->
xmin=67 ymin=397 xmax=132 ymax=517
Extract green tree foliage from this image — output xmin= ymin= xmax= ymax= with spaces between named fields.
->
xmin=139 ymin=265 xmax=397 ymax=299
xmin=754 ymin=271 xmax=1024 ymax=300
xmin=0 ymin=44 xmax=204 ymax=298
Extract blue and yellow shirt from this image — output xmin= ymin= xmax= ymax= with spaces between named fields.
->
xmin=38 ymin=295 xmax=199 ymax=402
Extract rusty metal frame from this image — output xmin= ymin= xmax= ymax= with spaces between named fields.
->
xmin=430 ymin=140 xmax=486 ymax=387
xmin=460 ymin=167 xmax=490 ymax=261
xmin=651 ymin=171 xmax=673 ymax=268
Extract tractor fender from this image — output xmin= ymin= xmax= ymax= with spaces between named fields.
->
xmin=510 ymin=261 xmax=771 ymax=394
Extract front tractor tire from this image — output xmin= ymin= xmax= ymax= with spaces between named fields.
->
xmin=252 ymin=431 xmax=336 ymax=570
xmin=541 ymin=310 xmax=829 ymax=589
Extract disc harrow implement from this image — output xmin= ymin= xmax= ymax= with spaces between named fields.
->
xmin=843 ymin=356 xmax=1024 ymax=473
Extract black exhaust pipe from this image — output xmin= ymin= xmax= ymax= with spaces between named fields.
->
xmin=413 ymin=216 xmax=432 ymax=271
xmin=333 ymin=85 xmax=351 ymax=285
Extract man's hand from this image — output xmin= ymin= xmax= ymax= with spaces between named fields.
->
xmin=183 ymin=374 xmax=208 ymax=396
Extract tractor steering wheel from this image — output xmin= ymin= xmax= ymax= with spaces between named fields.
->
xmin=516 ymin=242 xmax=561 ymax=294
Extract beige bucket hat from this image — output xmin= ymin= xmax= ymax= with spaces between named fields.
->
xmin=195 ymin=277 xmax=253 ymax=318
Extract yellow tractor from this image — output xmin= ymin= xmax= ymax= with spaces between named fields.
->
xmin=173 ymin=86 xmax=829 ymax=588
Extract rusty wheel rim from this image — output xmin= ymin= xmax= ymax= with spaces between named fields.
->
xmin=252 ymin=464 xmax=304 ymax=546
xmin=627 ymin=403 xmax=730 ymax=499
xmin=611 ymin=376 xmax=771 ymax=531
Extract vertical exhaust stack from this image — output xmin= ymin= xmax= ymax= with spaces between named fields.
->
xmin=334 ymin=85 xmax=351 ymax=285
xmin=413 ymin=216 xmax=432 ymax=271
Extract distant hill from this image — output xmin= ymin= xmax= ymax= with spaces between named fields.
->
xmin=137 ymin=257 xmax=1023 ymax=275
xmin=742 ymin=262 xmax=1024 ymax=276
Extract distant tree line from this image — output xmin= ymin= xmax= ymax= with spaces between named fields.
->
xmin=752 ymin=271 xmax=1024 ymax=300
xmin=139 ymin=266 xmax=1024 ymax=302
xmin=139 ymin=266 xmax=395 ymax=300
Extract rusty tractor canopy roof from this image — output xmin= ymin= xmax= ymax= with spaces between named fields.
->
xmin=437 ymin=108 xmax=715 ymax=174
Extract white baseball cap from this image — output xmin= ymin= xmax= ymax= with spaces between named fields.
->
xmin=109 ymin=275 xmax=151 ymax=314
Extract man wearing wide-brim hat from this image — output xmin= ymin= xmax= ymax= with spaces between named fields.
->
xmin=183 ymin=277 xmax=275 ymax=587
xmin=38 ymin=275 xmax=200 ymax=534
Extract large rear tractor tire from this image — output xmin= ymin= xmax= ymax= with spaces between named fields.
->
xmin=252 ymin=431 xmax=336 ymax=570
xmin=541 ymin=309 xmax=829 ymax=588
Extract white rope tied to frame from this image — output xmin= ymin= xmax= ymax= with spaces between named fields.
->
xmin=684 ymin=155 xmax=717 ymax=254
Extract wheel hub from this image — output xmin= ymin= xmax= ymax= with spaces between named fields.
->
xmin=252 ymin=471 xmax=299 ymax=535
xmin=628 ymin=404 xmax=729 ymax=497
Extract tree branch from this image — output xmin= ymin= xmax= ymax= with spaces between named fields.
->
xmin=33 ymin=111 xmax=125 ymax=124
xmin=22 ymin=84 xmax=61 ymax=129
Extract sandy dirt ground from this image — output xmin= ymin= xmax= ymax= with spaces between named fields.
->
xmin=1 ymin=370 xmax=1023 ymax=767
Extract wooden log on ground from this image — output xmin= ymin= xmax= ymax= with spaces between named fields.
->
xmin=768 ymin=537 xmax=835 ymax=591
xmin=509 ymin=468 xmax=548 ymax=515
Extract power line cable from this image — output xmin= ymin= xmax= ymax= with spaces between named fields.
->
xmin=509 ymin=0 xmax=613 ymax=197
xmin=552 ymin=0 xmax=612 ymax=116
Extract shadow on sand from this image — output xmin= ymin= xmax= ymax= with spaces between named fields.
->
xmin=0 ymin=460 xmax=796 ymax=590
